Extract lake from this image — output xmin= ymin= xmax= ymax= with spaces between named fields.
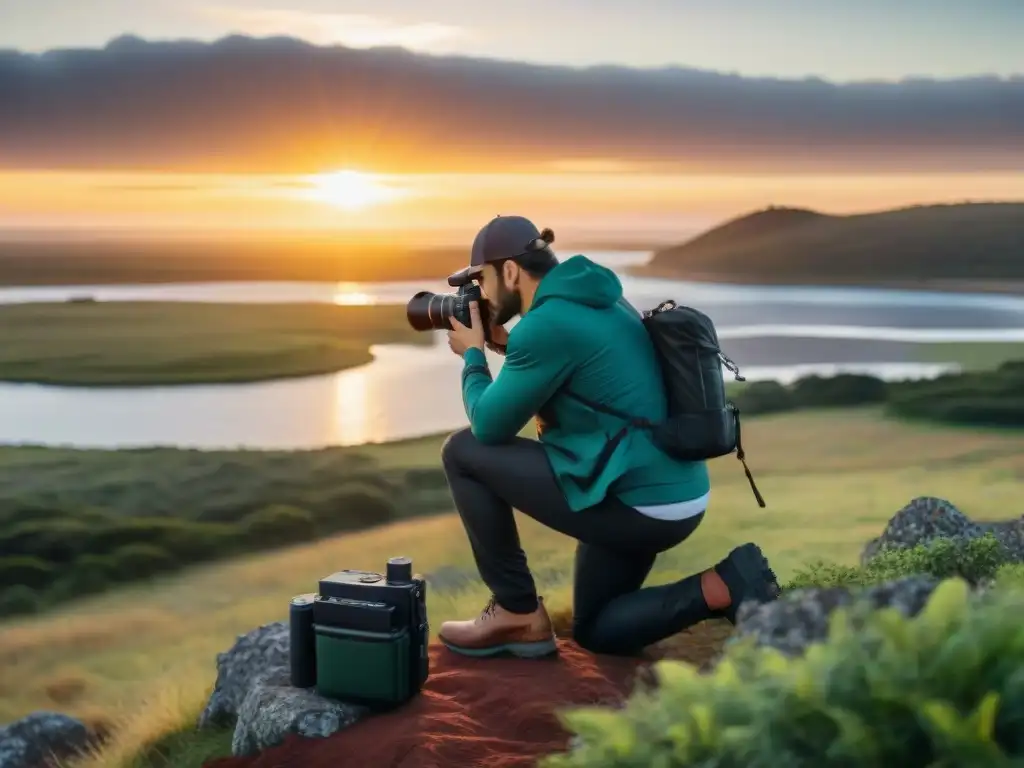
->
xmin=3 ymin=250 xmax=1024 ymax=450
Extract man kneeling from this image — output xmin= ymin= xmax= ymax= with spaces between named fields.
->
xmin=439 ymin=215 xmax=781 ymax=658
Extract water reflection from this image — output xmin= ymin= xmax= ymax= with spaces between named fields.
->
xmin=331 ymin=282 xmax=378 ymax=306
xmin=2 ymin=248 xmax=1023 ymax=449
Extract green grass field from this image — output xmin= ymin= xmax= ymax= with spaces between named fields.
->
xmin=2 ymin=408 xmax=1024 ymax=767
xmin=0 ymin=302 xmax=427 ymax=386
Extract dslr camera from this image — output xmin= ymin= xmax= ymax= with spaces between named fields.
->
xmin=405 ymin=272 xmax=495 ymax=344
xmin=289 ymin=556 xmax=429 ymax=710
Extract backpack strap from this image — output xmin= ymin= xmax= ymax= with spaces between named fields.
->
xmin=561 ymin=389 xmax=653 ymax=428
xmin=731 ymin=407 xmax=766 ymax=508
xmin=558 ymin=389 xmax=654 ymax=492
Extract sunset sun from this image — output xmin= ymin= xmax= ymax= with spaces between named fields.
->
xmin=305 ymin=170 xmax=403 ymax=211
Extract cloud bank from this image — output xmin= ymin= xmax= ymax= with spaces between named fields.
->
xmin=0 ymin=35 xmax=1021 ymax=174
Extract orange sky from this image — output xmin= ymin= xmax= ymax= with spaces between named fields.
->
xmin=2 ymin=35 xmax=1021 ymax=239
xmin=2 ymin=169 xmax=1023 ymax=241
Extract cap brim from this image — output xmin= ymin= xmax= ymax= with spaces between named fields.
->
xmin=446 ymin=265 xmax=482 ymax=287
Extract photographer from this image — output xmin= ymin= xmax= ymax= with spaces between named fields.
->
xmin=440 ymin=215 xmax=780 ymax=658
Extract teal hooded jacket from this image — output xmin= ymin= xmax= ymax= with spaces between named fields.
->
xmin=460 ymin=254 xmax=710 ymax=512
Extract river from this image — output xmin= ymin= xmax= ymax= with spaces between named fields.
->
xmin=3 ymin=250 xmax=1024 ymax=450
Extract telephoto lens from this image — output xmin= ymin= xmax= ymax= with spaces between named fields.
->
xmin=405 ymin=284 xmax=492 ymax=340
xmin=406 ymin=291 xmax=455 ymax=331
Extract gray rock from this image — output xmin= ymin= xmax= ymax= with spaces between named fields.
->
xmin=861 ymin=496 xmax=1024 ymax=565
xmin=0 ymin=712 xmax=89 ymax=768
xmin=198 ymin=620 xmax=292 ymax=729
xmin=197 ymin=621 xmax=367 ymax=756
xmin=230 ymin=667 xmax=364 ymax=757
xmin=732 ymin=575 xmax=946 ymax=657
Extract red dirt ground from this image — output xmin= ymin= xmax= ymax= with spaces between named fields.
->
xmin=203 ymin=619 xmax=733 ymax=768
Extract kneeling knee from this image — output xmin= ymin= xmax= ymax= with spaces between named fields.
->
xmin=573 ymin=618 xmax=640 ymax=656
xmin=441 ymin=427 xmax=475 ymax=469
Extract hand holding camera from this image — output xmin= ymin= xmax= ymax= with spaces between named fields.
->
xmin=447 ymin=301 xmax=485 ymax=357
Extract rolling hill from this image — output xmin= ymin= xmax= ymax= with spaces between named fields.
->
xmin=634 ymin=202 xmax=1024 ymax=290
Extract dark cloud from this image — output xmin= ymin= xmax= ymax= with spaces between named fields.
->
xmin=0 ymin=35 xmax=1021 ymax=174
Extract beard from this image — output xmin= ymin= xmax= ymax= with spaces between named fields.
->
xmin=491 ymin=280 xmax=522 ymax=326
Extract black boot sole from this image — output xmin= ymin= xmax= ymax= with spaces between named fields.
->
xmin=715 ymin=542 xmax=782 ymax=624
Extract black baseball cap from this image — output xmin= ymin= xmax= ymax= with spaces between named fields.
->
xmin=447 ymin=215 xmax=553 ymax=287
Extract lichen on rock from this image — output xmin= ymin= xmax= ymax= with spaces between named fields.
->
xmin=0 ymin=711 xmax=89 ymax=768
xmin=860 ymin=495 xmax=1024 ymax=565
xmin=197 ymin=621 xmax=366 ymax=756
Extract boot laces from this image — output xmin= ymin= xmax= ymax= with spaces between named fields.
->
xmin=478 ymin=596 xmax=498 ymax=621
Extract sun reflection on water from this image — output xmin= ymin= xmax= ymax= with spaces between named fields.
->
xmin=332 ymin=282 xmax=378 ymax=306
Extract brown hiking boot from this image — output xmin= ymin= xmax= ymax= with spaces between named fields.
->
xmin=439 ymin=596 xmax=557 ymax=658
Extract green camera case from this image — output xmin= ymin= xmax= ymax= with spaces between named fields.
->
xmin=314 ymin=624 xmax=411 ymax=707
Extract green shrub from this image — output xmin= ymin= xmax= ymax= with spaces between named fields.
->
xmin=792 ymin=373 xmax=888 ymax=407
xmin=312 ymin=483 xmax=396 ymax=533
xmin=241 ymin=505 xmax=316 ymax=548
xmin=546 ymin=579 xmax=1024 ymax=768
xmin=786 ymin=534 xmax=1009 ymax=590
xmin=35 ymin=554 xmax=119 ymax=601
xmin=108 ymin=543 xmax=179 ymax=581
xmin=0 ymin=556 xmax=55 ymax=590
xmin=0 ymin=518 xmax=90 ymax=563
xmin=82 ymin=518 xmax=238 ymax=564
xmin=401 ymin=467 xmax=450 ymax=492
xmin=0 ymin=585 xmax=41 ymax=617
xmin=994 ymin=564 xmax=1024 ymax=590
xmin=731 ymin=381 xmax=796 ymax=415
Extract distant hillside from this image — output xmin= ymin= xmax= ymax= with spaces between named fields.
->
xmin=635 ymin=202 xmax=1024 ymax=291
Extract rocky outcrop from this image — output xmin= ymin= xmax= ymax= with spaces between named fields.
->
xmin=197 ymin=495 xmax=1022 ymax=763
xmin=735 ymin=495 xmax=1022 ymax=658
xmin=860 ymin=496 xmax=1024 ymax=565
xmin=197 ymin=621 xmax=366 ymax=756
xmin=732 ymin=574 xmax=951 ymax=656
xmin=0 ymin=712 xmax=89 ymax=768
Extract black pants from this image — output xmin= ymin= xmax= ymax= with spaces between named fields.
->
xmin=441 ymin=427 xmax=712 ymax=655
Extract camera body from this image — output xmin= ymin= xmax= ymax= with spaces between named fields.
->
xmin=289 ymin=556 xmax=429 ymax=710
xmin=405 ymin=281 xmax=493 ymax=343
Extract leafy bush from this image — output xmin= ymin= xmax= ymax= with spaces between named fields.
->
xmin=312 ymin=483 xmax=396 ymax=533
xmin=0 ymin=518 xmax=91 ymax=563
xmin=546 ymin=579 xmax=1024 ymax=768
xmin=887 ymin=363 xmax=1024 ymax=428
xmin=791 ymin=373 xmax=888 ymax=407
xmin=82 ymin=519 xmax=238 ymax=564
xmin=730 ymin=380 xmax=795 ymax=415
xmin=241 ymin=505 xmax=316 ymax=548
xmin=67 ymin=554 xmax=117 ymax=594
xmin=995 ymin=564 xmax=1024 ymax=590
xmin=0 ymin=556 xmax=55 ymax=590
xmin=0 ymin=585 xmax=41 ymax=617
xmin=786 ymin=534 xmax=1009 ymax=590
xmin=108 ymin=543 xmax=179 ymax=581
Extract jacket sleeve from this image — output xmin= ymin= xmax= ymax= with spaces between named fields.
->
xmin=460 ymin=320 xmax=573 ymax=444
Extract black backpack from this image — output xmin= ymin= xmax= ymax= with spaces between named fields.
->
xmin=563 ymin=299 xmax=765 ymax=508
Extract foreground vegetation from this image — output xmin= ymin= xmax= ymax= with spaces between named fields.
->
xmin=730 ymin=360 xmax=1024 ymax=429
xmin=2 ymin=409 xmax=1024 ymax=767
xmin=548 ymin=574 xmax=1024 ymax=768
xmin=634 ymin=202 xmax=1024 ymax=290
xmin=0 ymin=433 xmax=449 ymax=619
xmin=0 ymin=302 xmax=427 ymax=386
